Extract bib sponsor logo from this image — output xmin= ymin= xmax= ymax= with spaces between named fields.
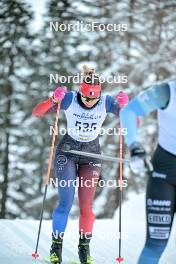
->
xmin=79 ymin=137 xmax=90 ymax=141
xmin=148 ymin=214 xmax=171 ymax=224
xmin=73 ymin=112 xmax=102 ymax=120
xmin=147 ymin=199 xmax=171 ymax=207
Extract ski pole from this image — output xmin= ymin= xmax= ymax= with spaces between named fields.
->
xmin=116 ymin=125 xmax=124 ymax=263
xmin=32 ymin=102 xmax=61 ymax=259
xmin=63 ymin=149 xmax=130 ymax=163
xmin=115 ymin=93 xmax=128 ymax=263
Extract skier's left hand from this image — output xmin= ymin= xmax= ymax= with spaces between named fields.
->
xmin=116 ymin=91 xmax=129 ymax=108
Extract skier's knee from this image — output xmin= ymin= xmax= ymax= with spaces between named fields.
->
xmin=80 ymin=208 xmax=95 ymax=223
xmin=53 ymin=203 xmax=72 ymax=216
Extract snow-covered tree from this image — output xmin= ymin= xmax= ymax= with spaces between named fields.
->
xmin=0 ymin=0 xmax=41 ymax=218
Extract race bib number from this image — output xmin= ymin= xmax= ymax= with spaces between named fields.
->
xmin=75 ymin=121 xmax=97 ymax=132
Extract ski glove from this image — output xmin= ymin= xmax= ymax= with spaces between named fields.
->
xmin=52 ymin=86 xmax=67 ymax=103
xmin=129 ymin=142 xmax=146 ymax=174
xmin=115 ymin=91 xmax=129 ymax=107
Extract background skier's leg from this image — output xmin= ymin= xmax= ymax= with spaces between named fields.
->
xmin=52 ymin=153 xmax=77 ymax=236
xmin=137 ymin=176 xmax=175 ymax=264
xmin=78 ymin=163 xmax=101 ymax=234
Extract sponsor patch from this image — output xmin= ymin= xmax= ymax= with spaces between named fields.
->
xmin=147 ymin=199 xmax=171 ymax=207
xmin=93 ymin=171 xmax=99 ymax=177
xmin=149 ymin=226 xmax=170 ymax=239
xmin=152 ymin=171 xmax=167 ymax=179
xmin=89 ymin=162 xmax=102 ymax=167
xmin=148 ymin=214 xmax=171 ymax=224
xmin=57 ymin=155 xmax=67 ymax=170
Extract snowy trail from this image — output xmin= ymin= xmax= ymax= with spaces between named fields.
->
xmin=0 ymin=194 xmax=176 ymax=264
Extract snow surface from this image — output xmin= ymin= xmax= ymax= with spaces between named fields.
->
xmin=0 ymin=194 xmax=176 ymax=264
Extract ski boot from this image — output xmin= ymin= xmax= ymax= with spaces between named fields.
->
xmin=50 ymin=233 xmax=63 ymax=264
xmin=78 ymin=232 xmax=93 ymax=264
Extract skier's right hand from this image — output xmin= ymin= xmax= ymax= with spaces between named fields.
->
xmin=129 ymin=142 xmax=146 ymax=174
xmin=52 ymin=86 xmax=67 ymax=103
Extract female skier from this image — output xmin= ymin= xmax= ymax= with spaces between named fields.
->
xmin=32 ymin=65 xmax=128 ymax=264
xmin=120 ymin=80 xmax=176 ymax=264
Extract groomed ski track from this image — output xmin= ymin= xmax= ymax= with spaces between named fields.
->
xmin=0 ymin=194 xmax=175 ymax=264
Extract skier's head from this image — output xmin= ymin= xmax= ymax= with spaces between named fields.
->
xmin=80 ymin=65 xmax=101 ymax=108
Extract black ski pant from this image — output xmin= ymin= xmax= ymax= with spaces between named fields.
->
xmin=138 ymin=144 xmax=176 ymax=264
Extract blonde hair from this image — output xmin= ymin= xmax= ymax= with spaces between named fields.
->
xmin=82 ymin=65 xmax=96 ymax=77
xmin=82 ymin=65 xmax=100 ymax=86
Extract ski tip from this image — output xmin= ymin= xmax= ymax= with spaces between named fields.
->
xmin=32 ymin=252 xmax=40 ymax=259
xmin=116 ymin=257 xmax=124 ymax=263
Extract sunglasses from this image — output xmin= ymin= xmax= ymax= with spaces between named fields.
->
xmin=81 ymin=95 xmax=100 ymax=103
